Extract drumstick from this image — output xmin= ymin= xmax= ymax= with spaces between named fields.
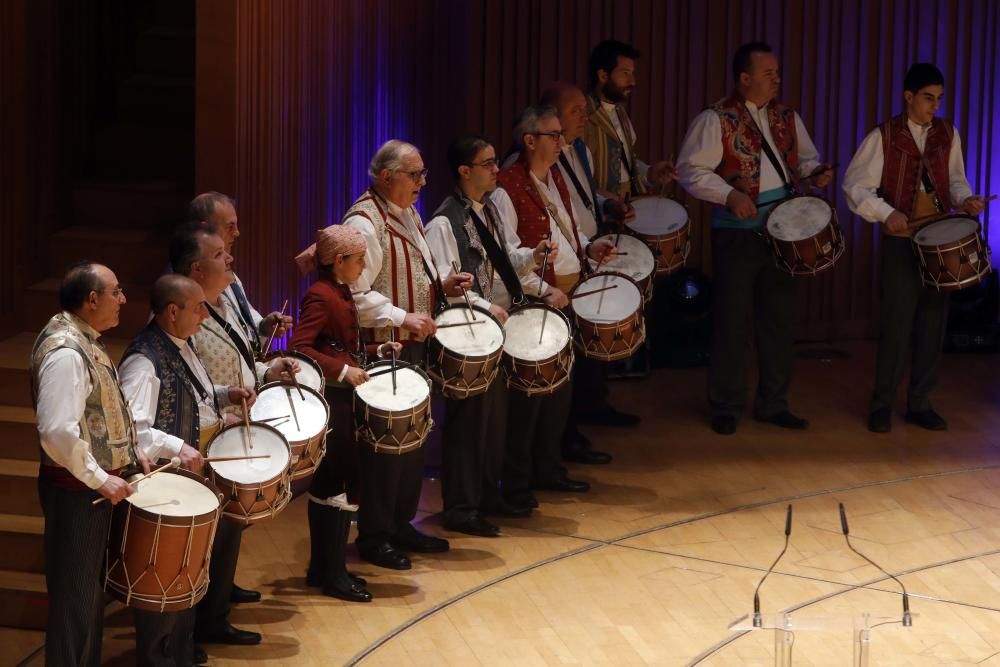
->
xmin=569 ymin=284 xmax=619 ymax=300
xmin=261 ymin=298 xmax=289 ymax=358
xmin=351 ymin=289 xmax=372 ymax=296
xmin=596 ymin=274 xmax=610 ymax=315
xmin=203 ymin=454 xmax=272 ymax=463
xmin=92 ymin=457 xmax=180 ymax=504
xmin=253 ymin=414 xmax=290 ymax=422
xmin=389 ymin=328 xmax=398 ymax=396
xmin=450 ymin=260 xmax=478 ymax=323
xmin=537 ymin=232 xmax=554 ymax=344
xmin=800 ymin=162 xmax=840 ymax=183
xmin=241 ymin=397 xmax=254 ymax=450
xmin=435 ymin=320 xmax=487 ymax=330
xmin=906 ymin=194 xmax=998 ymax=229
xmin=284 ymin=386 xmax=302 ymax=431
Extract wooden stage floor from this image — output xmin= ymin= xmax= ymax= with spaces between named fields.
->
xmin=9 ymin=339 xmax=1000 ymax=666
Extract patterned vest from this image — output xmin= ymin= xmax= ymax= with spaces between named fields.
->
xmin=879 ymin=115 xmax=954 ymax=217
xmin=711 ymin=94 xmax=800 ymax=202
xmin=30 ymin=312 xmax=136 ymax=471
xmin=583 ymin=93 xmax=647 ymax=195
xmin=121 ymin=323 xmax=200 ymax=448
xmin=343 ymin=190 xmax=435 ymax=342
xmin=433 ymin=193 xmax=490 ymax=298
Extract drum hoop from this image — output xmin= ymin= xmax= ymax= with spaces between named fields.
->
xmin=119 ymin=467 xmax=222 ymax=523
xmin=913 ymin=214 xmax=983 ymax=246
xmin=429 ymin=304 xmax=506 ymax=361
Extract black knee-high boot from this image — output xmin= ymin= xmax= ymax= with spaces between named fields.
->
xmin=324 ymin=507 xmax=372 ymax=602
xmin=306 ymin=498 xmax=326 ymax=586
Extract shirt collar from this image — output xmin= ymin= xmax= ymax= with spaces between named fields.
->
xmin=165 ymin=330 xmax=188 ymax=350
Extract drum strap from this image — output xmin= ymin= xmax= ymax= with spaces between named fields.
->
xmin=471 ymin=206 xmax=526 ymax=305
xmin=206 ymin=304 xmax=258 ymax=382
xmin=919 ymin=168 xmax=943 ymax=212
xmin=559 ymin=152 xmax=597 ymax=220
xmin=183 ymin=339 xmax=221 ymax=417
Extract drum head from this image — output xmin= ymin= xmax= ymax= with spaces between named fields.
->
xmin=291 ymin=353 xmax=324 ymax=392
xmin=766 ymin=197 xmax=832 ymax=241
xmin=251 ymin=383 xmax=329 ymax=442
xmin=355 ymin=366 xmax=429 ymax=410
xmin=592 ymin=234 xmax=656 ymax=282
xmin=207 ymin=424 xmax=290 ymax=482
xmin=572 ymin=274 xmax=642 ymax=323
xmin=503 ymin=305 xmax=570 ymax=361
xmin=434 ymin=307 xmax=504 ymax=356
xmin=128 ymin=471 xmax=219 ymax=517
xmin=627 ymin=197 xmax=688 ymax=236
xmin=914 ymin=218 xmax=980 ymax=245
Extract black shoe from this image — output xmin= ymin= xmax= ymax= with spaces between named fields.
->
xmin=905 ymin=409 xmax=947 ymax=431
xmin=754 ymin=410 xmax=809 ymax=430
xmin=195 ymin=623 xmax=262 ymax=646
xmin=358 ymin=541 xmax=412 ymax=570
xmin=444 ymin=514 xmax=501 ymax=537
xmin=537 ymin=476 xmax=590 ymax=493
xmin=579 ymin=405 xmax=641 ymax=427
xmin=393 ymin=527 xmax=450 ymax=553
xmin=711 ymin=415 xmax=737 ymax=435
xmin=868 ymin=407 xmax=892 ymax=433
xmin=562 ymin=446 xmax=612 ymax=465
xmin=229 ymin=583 xmax=261 ymax=604
xmin=324 ymin=579 xmax=373 ymax=603
xmin=481 ymin=498 xmax=532 ymax=518
xmin=348 ymin=572 xmax=367 ymax=587
xmin=193 ymin=645 xmax=208 ymax=665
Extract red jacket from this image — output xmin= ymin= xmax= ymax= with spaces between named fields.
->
xmin=291 ymin=276 xmax=377 ymax=381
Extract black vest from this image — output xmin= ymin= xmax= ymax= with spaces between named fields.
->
xmin=434 ymin=194 xmax=488 ymax=297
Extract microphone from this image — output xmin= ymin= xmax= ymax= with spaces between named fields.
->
xmin=838 ymin=503 xmax=912 ymax=627
xmin=753 ymin=504 xmax=793 ymax=628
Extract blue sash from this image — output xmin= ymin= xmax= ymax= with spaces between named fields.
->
xmin=711 ymin=186 xmax=789 ymax=231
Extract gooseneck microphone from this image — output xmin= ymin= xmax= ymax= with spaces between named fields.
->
xmin=753 ymin=504 xmax=793 ymax=627
xmin=839 ymin=503 xmax=912 ymax=627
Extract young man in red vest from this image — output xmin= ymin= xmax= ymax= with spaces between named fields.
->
xmin=844 ymin=63 xmax=986 ymax=433
xmin=677 ymin=42 xmax=833 ymax=436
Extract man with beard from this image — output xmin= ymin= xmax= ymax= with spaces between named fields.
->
xmin=425 ymin=135 xmax=558 ymax=530
xmin=584 ymin=39 xmax=677 ymax=197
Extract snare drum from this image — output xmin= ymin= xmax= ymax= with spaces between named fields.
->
xmin=427 ymin=305 xmax=505 ymax=399
xmin=764 ymin=195 xmax=844 ymax=276
xmin=264 ymin=350 xmax=325 ymax=392
xmin=570 ymin=271 xmax=646 ymax=362
xmin=590 ymin=233 xmax=657 ymax=302
xmin=627 ymin=196 xmax=690 ymax=276
xmin=502 ymin=303 xmax=574 ymax=395
xmin=205 ymin=422 xmax=292 ymax=524
xmin=912 ymin=216 xmax=993 ymax=291
xmin=251 ymin=381 xmax=330 ymax=480
xmin=354 ymin=360 xmax=433 ymax=454
xmin=104 ymin=468 xmax=220 ymax=612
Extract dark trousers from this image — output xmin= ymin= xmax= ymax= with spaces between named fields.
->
xmin=502 ymin=380 xmax=572 ymax=495
xmin=563 ymin=356 xmax=607 ymax=450
xmin=872 ymin=237 xmax=950 ymax=412
xmin=133 ymin=608 xmax=195 ymax=667
xmin=195 ymin=517 xmax=241 ymax=633
xmin=356 ymin=343 xmax=427 ymax=549
xmin=441 ymin=378 xmax=508 ymax=522
xmin=308 ymin=385 xmax=360 ymax=502
xmin=38 ymin=479 xmax=111 ymax=667
xmin=708 ymin=228 xmax=797 ymax=419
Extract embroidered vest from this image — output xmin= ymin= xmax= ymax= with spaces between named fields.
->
xmin=583 ymin=93 xmax=647 ymax=195
xmin=711 ymin=94 xmax=800 ymax=203
xmin=434 ymin=194 xmax=491 ymax=298
xmin=879 ymin=115 xmax=954 ymax=217
xmin=121 ymin=323 xmax=201 ymax=448
xmin=343 ymin=190 xmax=435 ymax=342
xmin=31 ymin=313 xmax=136 ymax=471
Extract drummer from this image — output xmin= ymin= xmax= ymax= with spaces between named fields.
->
xmin=339 ymin=139 xmax=472 ymax=570
xmin=843 ymin=63 xmax=985 ymax=433
xmin=31 ymin=262 xmax=144 ymax=666
xmin=119 ymin=274 xmax=249 ymax=665
xmin=677 ymin=41 xmax=832 ymax=435
xmin=291 ymin=225 xmax=401 ymax=601
xmin=425 ymin=135 xmax=558 ymax=531
xmin=169 ymin=222 xmax=297 ymax=648
xmin=496 ymin=105 xmax=618 ymax=508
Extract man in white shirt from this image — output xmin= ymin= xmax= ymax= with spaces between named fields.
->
xmin=677 ymin=41 xmax=833 ymax=435
xmin=31 ymin=262 xmax=140 ymax=666
xmin=843 ymin=63 xmax=986 ymax=433
xmin=584 ymin=39 xmax=676 ymax=197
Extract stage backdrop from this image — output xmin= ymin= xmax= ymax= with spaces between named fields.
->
xmin=196 ymin=0 xmax=1000 ymax=341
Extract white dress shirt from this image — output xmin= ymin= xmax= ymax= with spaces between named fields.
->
xmin=529 ymin=171 xmax=587 ymax=280
xmin=424 ymin=190 xmax=538 ymax=311
xmin=678 ymin=102 xmax=821 ymax=205
xmin=119 ymin=331 xmax=228 ymax=461
xmin=558 ymin=145 xmax=600 ymax=238
xmin=492 ymin=185 xmax=569 ymax=298
xmin=35 ymin=327 xmax=112 ymax=489
xmin=601 ymin=100 xmax=649 ymax=184
xmin=343 ymin=195 xmax=439 ymax=328
xmin=843 ymin=119 xmax=974 ymax=223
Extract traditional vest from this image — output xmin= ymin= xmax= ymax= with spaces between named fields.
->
xmin=497 ymin=160 xmax=584 ymax=284
xmin=121 ymin=323 xmax=201 ymax=449
xmin=344 ymin=190 xmax=435 ymax=342
xmin=30 ymin=312 xmax=136 ymax=471
xmin=193 ymin=300 xmax=260 ymax=392
xmin=879 ymin=115 xmax=954 ymax=217
xmin=711 ymin=94 xmax=800 ymax=203
xmin=433 ymin=193 xmax=493 ymax=299
xmin=583 ymin=93 xmax=646 ymax=196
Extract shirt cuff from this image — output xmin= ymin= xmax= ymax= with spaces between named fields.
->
xmin=160 ymin=434 xmax=185 ymax=460
xmin=87 ymin=467 xmax=110 ymax=490
xmin=388 ymin=306 xmax=407 ymax=328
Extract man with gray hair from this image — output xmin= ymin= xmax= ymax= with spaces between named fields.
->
xmin=338 ymin=139 xmax=473 ymax=570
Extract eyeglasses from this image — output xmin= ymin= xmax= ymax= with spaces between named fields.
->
xmin=532 ymin=131 xmax=567 ymax=141
xmin=467 ymin=158 xmax=499 ymax=169
xmin=103 ymin=287 xmax=125 ymax=298
xmin=398 ymin=168 xmax=429 ymax=182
